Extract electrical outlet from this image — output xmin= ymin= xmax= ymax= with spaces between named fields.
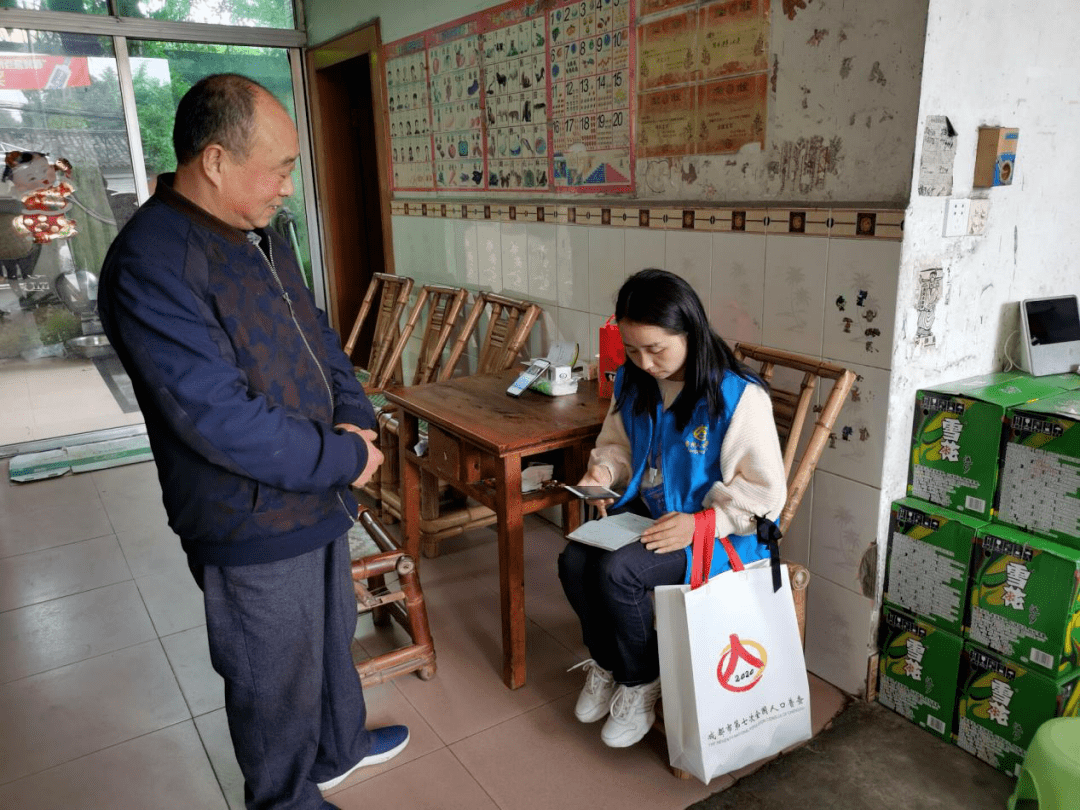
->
xmin=944 ymin=198 xmax=970 ymax=237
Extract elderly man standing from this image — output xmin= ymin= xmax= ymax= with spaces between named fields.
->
xmin=97 ymin=74 xmax=408 ymax=809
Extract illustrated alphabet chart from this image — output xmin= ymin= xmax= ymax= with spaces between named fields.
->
xmin=382 ymin=0 xmax=636 ymax=195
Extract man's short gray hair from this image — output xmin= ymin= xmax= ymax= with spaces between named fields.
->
xmin=173 ymin=74 xmax=270 ymax=166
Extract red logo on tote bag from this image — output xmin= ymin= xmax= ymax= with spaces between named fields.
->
xmin=717 ymin=634 xmax=767 ymax=692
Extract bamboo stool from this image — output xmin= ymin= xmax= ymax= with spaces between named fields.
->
xmin=350 ymin=507 xmax=436 ymax=686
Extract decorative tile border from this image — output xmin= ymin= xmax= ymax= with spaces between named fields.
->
xmin=389 ymin=199 xmax=904 ymax=240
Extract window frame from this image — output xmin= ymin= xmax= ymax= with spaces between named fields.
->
xmin=0 ymin=0 xmax=328 ymax=305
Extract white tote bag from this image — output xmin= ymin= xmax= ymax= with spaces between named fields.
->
xmin=655 ymin=520 xmax=812 ymax=784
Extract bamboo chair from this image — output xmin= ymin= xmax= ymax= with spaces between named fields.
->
xmin=350 ymin=507 xmax=436 ymax=686
xmin=656 ymin=342 xmax=857 ymax=779
xmin=367 ymin=284 xmax=468 ymax=510
xmin=378 ymin=292 xmax=542 ymax=556
xmin=343 ymin=272 xmax=414 ymax=394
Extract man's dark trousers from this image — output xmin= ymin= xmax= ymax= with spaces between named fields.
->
xmin=192 ymin=533 xmax=371 ymax=810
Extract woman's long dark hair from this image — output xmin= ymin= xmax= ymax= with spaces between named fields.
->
xmin=614 ymin=268 xmax=760 ymax=430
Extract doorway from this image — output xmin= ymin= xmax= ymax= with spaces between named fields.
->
xmin=307 ymin=22 xmax=393 ymax=358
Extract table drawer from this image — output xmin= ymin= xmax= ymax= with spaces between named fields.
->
xmin=427 ymin=424 xmax=481 ymax=481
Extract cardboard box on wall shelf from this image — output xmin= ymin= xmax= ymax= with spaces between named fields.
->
xmin=908 ymin=372 xmax=1071 ymax=521
xmin=973 ymin=126 xmax=1019 ymax=188
xmin=884 ymin=497 xmax=984 ymax=636
xmin=995 ymin=389 xmax=1080 ymax=549
xmin=877 ymin=602 xmax=964 ymax=742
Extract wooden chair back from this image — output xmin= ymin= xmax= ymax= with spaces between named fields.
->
xmin=443 ymin=292 xmax=542 ymax=378
xmin=342 ymin=272 xmax=414 ymax=391
xmin=733 ymin=343 xmax=857 ymax=533
xmin=392 ymin=285 xmax=469 ymax=387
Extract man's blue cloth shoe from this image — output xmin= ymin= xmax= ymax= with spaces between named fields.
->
xmin=316 ymin=725 xmax=410 ymax=791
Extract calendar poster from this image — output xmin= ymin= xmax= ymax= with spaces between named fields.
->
xmin=696 ymin=72 xmax=767 ymax=154
xmin=698 ymin=0 xmax=769 ymax=82
xmin=637 ymin=10 xmax=696 ymax=92
xmin=638 ymin=85 xmax=694 ymax=157
xmin=385 ymin=38 xmax=434 ymax=190
xmin=550 ymin=0 xmax=634 ymax=192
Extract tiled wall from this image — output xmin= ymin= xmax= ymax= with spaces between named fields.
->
xmin=389 ymin=200 xmax=903 ymax=695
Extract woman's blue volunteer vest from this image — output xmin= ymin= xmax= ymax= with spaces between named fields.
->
xmin=610 ymin=366 xmax=770 ymax=583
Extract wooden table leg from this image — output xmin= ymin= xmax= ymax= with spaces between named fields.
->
xmin=398 ymin=412 xmax=421 ymax=562
xmin=495 ymin=453 xmax=526 ymax=689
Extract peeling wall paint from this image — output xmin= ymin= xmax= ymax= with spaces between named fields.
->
xmin=877 ymin=0 xmax=1080 ymax=636
xmin=634 ymin=1 xmax=928 ymax=203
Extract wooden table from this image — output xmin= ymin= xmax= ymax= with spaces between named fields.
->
xmin=385 ymin=371 xmax=609 ymax=689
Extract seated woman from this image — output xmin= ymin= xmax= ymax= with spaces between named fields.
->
xmin=559 ymin=268 xmax=786 ymax=748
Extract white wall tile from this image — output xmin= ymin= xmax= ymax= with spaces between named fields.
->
xmin=817 ymin=359 xmax=890 ymax=486
xmin=821 ymin=240 xmax=900 ymax=371
xmin=475 ymin=221 xmax=503 ymax=292
xmin=808 ymin=470 xmax=878 ymax=594
xmin=526 ymin=305 xmax=557 ymax=361
xmin=556 ymin=223 xmax=590 ymax=310
xmin=711 ymin=232 xmax=766 ymax=346
xmin=664 ymin=231 xmax=713 ymax=306
xmin=588 ymin=227 xmax=625 ymax=317
xmin=556 ymin=307 xmax=593 ymax=362
xmin=804 ymin=574 xmax=874 ymax=696
xmin=623 ymin=228 xmax=666 ymax=279
xmin=500 ymin=223 xmax=529 ymax=295
xmin=448 ymin=220 xmax=478 ymax=287
xmin=761 ymin=235 xmax=828 ymax=355
xmin=527 ymin=223 xmax=558 ymax=305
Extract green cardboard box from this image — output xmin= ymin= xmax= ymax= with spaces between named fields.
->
xmin=967 ymin=524 xmax=1080 ymax=676
xmin=995 ymin=389 xmax=1080 ymax=548
xmin=884 ymin=497 xmax=985 ymax=635
xmin=878 ymin=603 xmax=963 ymax=741
xmin=956 ymin=641 xmax=1080 ymax=776
xmin=908 ymin=372 xmax=1069 ymax=520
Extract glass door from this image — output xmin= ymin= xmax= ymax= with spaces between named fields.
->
xmin=0 ymin=29 xmax=143 ymax=446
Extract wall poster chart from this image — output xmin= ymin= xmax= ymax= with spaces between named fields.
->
xmin=383 ymin=0 xmax=636 ymax=195
xmin=637 ymin=0 xmax=769 ymax=159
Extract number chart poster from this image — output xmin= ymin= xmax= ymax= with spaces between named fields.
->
xmin=382 ymin=0 xmax=636 ymax=195
xmin=637 ymin=0 xmax=769 ymax=158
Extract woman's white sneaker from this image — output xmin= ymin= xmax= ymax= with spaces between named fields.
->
xmin=569 ymin=659 xmax=615 ymax=723
xmin=600 ymin=678 xmax=661 ymax=747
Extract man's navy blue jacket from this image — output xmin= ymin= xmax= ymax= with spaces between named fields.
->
xmin=98 ymin=174 xmax=375 ymax=567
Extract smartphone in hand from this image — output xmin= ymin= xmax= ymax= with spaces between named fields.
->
xmin=563 ymin=484 xmax=621 ymax=500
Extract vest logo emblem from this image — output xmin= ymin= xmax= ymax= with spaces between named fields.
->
xmin=686 ymin=424 xmax=709 ymax=454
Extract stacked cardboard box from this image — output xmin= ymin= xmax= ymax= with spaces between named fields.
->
xmin=879 ymin=370 xmax=1080 ymax=776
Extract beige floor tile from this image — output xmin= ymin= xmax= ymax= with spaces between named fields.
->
xmin=0 ymin=420 xmax=33 ymax=447
xmin=451 ymin=693 xmax=720 ymax=810
xmin=0 ymin=721 xmax=228 ymax=810
xmin=196 ymin=680 xmax=446 ymax=808
xmin=372 ymin=578 xmax=579 ymax=745
xmin=318 ymin=680 xmax=445 ymax=795
xmin=92 ymin=461 xmax=169 ymax=535
xmin=0 ymin=640 xmax=189 ymax=784
xmin=332 ymin=748 xmax=499 ymax=810
xmin=0 ymin=468 xmax=114 ymax=557
xmin=809 ymin=672 xmax=849 ymax=733
xmin=0 ymin=533 xmax=131 ymax=612
xmin=116 ymin=523 xmax=187 ymax=580
xmin=193 ymin=709 xmax=245 ymax=810
xmin=0 ymin=580 xmax=156 ymax=682
xmin=136 ymin=563 xmax=206 ymax=637
xmin=161 ymin=625 xmax=224 ymax=718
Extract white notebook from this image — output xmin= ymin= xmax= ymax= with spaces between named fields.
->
xmin=566 ymin=512 xmax=655 ymax=552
